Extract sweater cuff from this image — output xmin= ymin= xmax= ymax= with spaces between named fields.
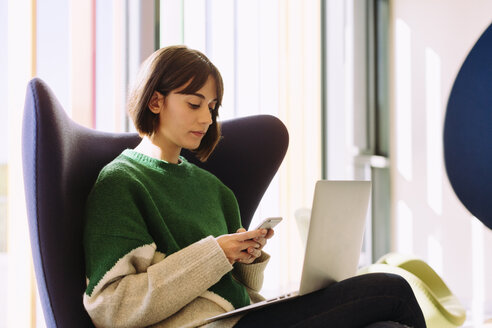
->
xmin=233 ymin=251 xmax=270 ymax=291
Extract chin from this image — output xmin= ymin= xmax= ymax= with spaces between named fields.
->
xmin=183 ymin=142 xmax=201 ymax=151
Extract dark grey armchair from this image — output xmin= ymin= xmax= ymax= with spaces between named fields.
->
xmin=22 ymin=77 xmax=288 ymax=327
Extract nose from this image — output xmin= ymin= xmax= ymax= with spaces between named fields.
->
xmin=199 ymin=105 xmax=213 ymax=126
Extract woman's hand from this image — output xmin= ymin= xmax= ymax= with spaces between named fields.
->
xmin=246 ymin=227 xmax=274 ymax=251
xmin=216 ymin=228 xmax=273 ymax=264
xmin=236 ymin=227 xmax=274 ymax=260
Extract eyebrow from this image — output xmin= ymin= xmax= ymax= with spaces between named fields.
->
xmin=188 ymin=92 xmax=217 ymax=102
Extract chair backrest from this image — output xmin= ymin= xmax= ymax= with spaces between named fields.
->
xmin=22 ymin=78 xmax=288 ymax=327
xmin=444 ymin=22 xmax=492 ymax=230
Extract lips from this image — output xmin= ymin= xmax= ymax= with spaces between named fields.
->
xmin=191 ymin=131 xmax=206 ymax=138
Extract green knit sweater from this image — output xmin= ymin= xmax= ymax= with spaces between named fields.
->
xmin=83 ymin=149 xmax=257 ymax=327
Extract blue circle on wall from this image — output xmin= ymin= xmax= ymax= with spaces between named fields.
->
xmin=444 ymin=22 xmax=492 ymax=229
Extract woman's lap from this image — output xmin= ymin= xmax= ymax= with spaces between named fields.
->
xmin=234 ymin=273 xmax=426 ymax=328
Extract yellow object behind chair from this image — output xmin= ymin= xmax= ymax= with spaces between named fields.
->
xmin=358 ymin=253 xmax=466 ymax=328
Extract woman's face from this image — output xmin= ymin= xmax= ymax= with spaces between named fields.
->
xmin=150 ymin=75 xmax=217 ymax=157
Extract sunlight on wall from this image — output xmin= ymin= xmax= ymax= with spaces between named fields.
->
xmin=425 ymin=47 xmax=443 ymax=216
xmin=391 ymin=0 xmax=492 ymax=320
xmin=427 ymin=234 xmax=443 ymax=276
xmin=395 ymin=18 xmax=412 ymax=182
xmin=396 ymin=200 xmax=413 ymax=253
xmin=472 ymin=217 xmax=485 ymax=326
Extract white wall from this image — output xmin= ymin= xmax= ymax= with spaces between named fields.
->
xmin=390 ymin=0 xmax=492 ymax=321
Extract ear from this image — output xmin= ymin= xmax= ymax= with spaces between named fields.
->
xmin=148 ymin=91 xmax=164 ymax=114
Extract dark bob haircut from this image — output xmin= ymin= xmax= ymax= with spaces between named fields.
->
xmin=127 ymin=45 xmax=224 ymax=162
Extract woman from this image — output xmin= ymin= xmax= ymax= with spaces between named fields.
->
xmin=83 ymin=45 xmax=426 ymax=328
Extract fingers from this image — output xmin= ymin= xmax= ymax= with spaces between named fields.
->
xmin=217 ymin=233 xmax=262 ymax=264
xmin=236 ymin=227 xmax=274 ymax=240
xmin=236 ymin=240 xmax=262 ymax=264
xmin=231 ymin=236 xmax=261 ymax=251
xmin=252 ymin=229 xmax=274 ymax=249
xmin=232 ymin=236 xmax=262 ymax=263
xmin=236 ymin=229 xmax=268 ymax=241
xmin=247 ymin=246 xmax=262 ymax=258
xmin=253 ymin=237 xmax=266 ymax=249
xmin=237 ymin=247 xmax=261 ymax=264
xmin=237 ymin=239 xmax=262 ymax=253
xmin=218 ymin=228 xmax=272 ymax=264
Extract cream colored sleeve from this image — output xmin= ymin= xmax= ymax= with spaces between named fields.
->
xmin=232 ymin=251 xmax=270 ymax=292
xmin=84 ymin=236 xmax=233 ymax=328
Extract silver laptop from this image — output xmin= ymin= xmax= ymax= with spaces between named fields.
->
xmin=203 ymin=180 xmax=371 ymax=324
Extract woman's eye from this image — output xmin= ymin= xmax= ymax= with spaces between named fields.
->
xmin=188 ymin=103 xmax=200 ymax=109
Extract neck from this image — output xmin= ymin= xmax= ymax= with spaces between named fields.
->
xmin=134 ymin=136 xmax=181 ymax=164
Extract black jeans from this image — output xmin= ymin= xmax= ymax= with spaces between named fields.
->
xmin=234 ymin=273 xmax=426 ymax=328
